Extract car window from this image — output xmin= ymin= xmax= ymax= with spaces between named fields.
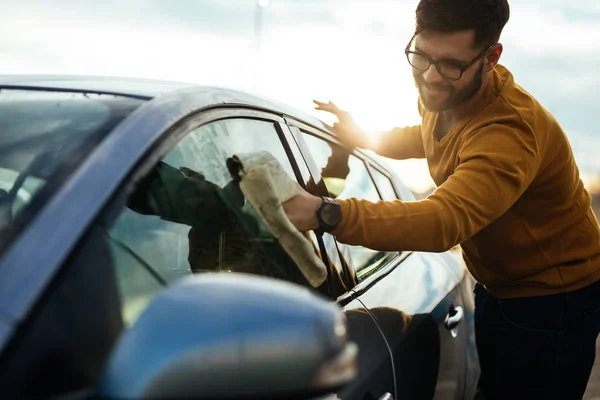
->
xmin=284 ymin=130 xmax=352 ymax=294
xmin=107 ymin=234 xmax=165 ymax=325
xmin=0 ymin=90 xmax=143 ymax=254
xmin=370 ymin=168 xmax=398 ymax=201
xmin=0 ymin=167 xmax=44 ymax=216
xmin=301 ymin=133 xmax=398 ymax=282
xmin=108 ymin=118 xmax=329 ymax=325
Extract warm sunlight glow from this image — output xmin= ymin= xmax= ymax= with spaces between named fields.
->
xmin=583 ymin=173 xmax=600 ymax=191
xmin=390 ymin=159 xmax=436 ymax=194
xmin=333 ymin=79 xmax=436 ymax=195
xmin=1 ymin=1 xmax=596 ymax=194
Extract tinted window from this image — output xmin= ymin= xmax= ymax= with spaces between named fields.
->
xmin=370 ymin=168 xmax=398 ymax=201
xmin=0 ymin=89 xmax=143 ymax=251
xmin=301 ymin=133 xmax=398 ymax=282
xmin=109 ymin=119 xmax=328 ymax=325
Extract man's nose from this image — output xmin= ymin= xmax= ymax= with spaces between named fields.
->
xmin=423 ymin=65 xmax=444 ymax=85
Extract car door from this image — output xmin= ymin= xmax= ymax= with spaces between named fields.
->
xmin=278 ymin=121 xmax=396 ymax=400
xmin=0 ymin=106 xmax=395 ymax=400
xmin=369 ymin=163 xmax=470 ymax=400
xmin=289 ymin=120 xmax=469 ymax=400
xmin=113 ymin=109 xmax=396 ymax=400
xmin=100 ymin=109 xmax=347 ymax=317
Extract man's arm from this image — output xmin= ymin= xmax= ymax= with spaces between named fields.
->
xmin=369 ymin=125 xmax=425 ymax=160
xmin=284 ymin=124 xmax=539 ymax=252
xmin=313 ymin=100 xmax=425 ymax=160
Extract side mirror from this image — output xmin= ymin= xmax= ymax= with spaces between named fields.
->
xmin=98 ymin=274 xmax=357 ymax=399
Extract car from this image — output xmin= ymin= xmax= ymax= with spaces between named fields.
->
xmin=0 ymin=75 xmax=479 ymax=399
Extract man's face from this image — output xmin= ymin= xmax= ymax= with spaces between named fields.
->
xmin=412 ymin=30 xmax=486 ymax=112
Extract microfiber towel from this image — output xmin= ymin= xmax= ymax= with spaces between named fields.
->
xmin=227 ymin=151 xmax=327 ymax=288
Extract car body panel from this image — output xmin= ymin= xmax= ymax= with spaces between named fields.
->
xmin=0 ymin=75 xmax=478 ymax=398
xmin=348 ymin=250 xmax=469 ymax=399
xmin=0 ymin=82 xmax=326 ymax=337
xmin=285 ymin=116 xmax=477 ymax=398
xmin=284 ymin=114 xmax=477 ymax=399
xmin=0 ymin=74 xmax=193 ymax=100
xmin=337 ymin=298 xmax=396 ymax=400
xmin=0 ymin=75 xmax=328 ymax=131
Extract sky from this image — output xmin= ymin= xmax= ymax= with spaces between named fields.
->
xmin=1 ymin=0 xmax=599 ymax=193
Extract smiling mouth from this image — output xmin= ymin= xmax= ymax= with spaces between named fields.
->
xmin=425 ymin=85 xmax=449 ymax=93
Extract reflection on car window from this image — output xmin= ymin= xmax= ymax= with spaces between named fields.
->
xmin=0 ymin=90 xmax=143 ymax=252
xmin=302 ymin=133 xmax=398 ymax=283
xmin=0 ymin=168 xmax=44 ymax=216
xmin=336 ymin=155 xmax=380 ymax=202
xmin=108 ymin=119 xmax=328 ymax=325
xmin=107 ymin=235 xmax=165 ymax=325
xmin=370 ymin=168 xmax=398 ymax=201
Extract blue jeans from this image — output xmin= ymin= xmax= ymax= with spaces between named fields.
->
xmin=475 ymin=279 xmax=600 ymax=400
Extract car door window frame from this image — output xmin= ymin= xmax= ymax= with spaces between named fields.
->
xmin=285 ymin=118 xmax=412 ymax=298
xmin=281 ymin=138 xmax=354 ymax=296
xmin=98 ymin=108 xmax=342 ymax=299
xmin=365 ymin=163 xmax=400 ymax=201
xmin=286 ymin=122 xmax=360 ymax=293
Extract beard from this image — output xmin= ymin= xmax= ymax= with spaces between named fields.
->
xmin=415 ymin=62 xmax=484 ymax=112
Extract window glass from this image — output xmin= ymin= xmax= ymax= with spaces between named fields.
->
xmin=286 ymin=127 xmax=351 ymax=294
xmin=0 ymin=90 xmax=143 ymax=250
xmin=107 ymin=235 xmax=164 ymax=326
xmin=108 ymin=119 xmax=327 ymax=324
xmin=0 ymin=168 xmax=44 ymax=216
xmin=336 ymin=155 xmax=380 ymax=202
xmin=321 ymin=232 xmax=356 ymax=292
xmin=301 ymin=133 xmax=398 ymax=282
xmin=370 ymin=168 xmax=398 ymax=201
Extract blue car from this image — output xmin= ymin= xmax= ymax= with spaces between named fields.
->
xmin=0 ymin=76 xmax=479 ymax=399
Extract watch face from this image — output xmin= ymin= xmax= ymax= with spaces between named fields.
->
xmin=321 ymin=202 xmax=341 ymax=226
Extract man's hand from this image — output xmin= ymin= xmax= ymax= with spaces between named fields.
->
xmin=313 ymin=100 xmax=368 ymax=149
xmin=282 ymin=185 xmax=323 ymax=232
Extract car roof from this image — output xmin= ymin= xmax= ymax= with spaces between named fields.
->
xmin=0 ymin=74 xmax=328 ymax=130
xmin=0 ymin=74 xmax=391 ymax=172
xmin=0 ymin=74 xmax=196 ymax=99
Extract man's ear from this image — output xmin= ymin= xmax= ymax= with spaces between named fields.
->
xmin=485 ymin=43 xmax=503 ymax=72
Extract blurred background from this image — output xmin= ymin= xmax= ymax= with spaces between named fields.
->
xmin=0 ymin=0 xmax=598 ymax=206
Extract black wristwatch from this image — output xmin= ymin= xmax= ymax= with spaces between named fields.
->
xmin=316 ymin=197 xmax=342 ymax=233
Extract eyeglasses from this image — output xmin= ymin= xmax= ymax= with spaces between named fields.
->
xmin=405 ymin=33 xmax=495 ymax=81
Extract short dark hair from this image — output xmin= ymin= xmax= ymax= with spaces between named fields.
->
xmin=415 ymin=0 xmax=510 ymax=49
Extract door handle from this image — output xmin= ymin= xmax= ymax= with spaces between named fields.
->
xmin=378 ymin=393 xmax=394 ymax=400
xmin=444 ymin=305 xmax=464 ymax=332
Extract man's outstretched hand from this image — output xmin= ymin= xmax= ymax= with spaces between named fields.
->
xmin=282 ymin=185 xmax=323 ymax=232
xmin=313 ymin=100 xmax=368 ymax=149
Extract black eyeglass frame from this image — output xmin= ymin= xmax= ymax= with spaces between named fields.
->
xmin=404 ymin=33 xmax=496 ymax=81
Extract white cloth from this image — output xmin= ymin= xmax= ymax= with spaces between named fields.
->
xmin=230 ymin=151 xmax=327 ymax=288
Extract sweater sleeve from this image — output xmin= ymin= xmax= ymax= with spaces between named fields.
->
xmin=332 ymin=124 xmax=539 ymax=252
xmin=370 ymin=125 xmax=425 ymax=160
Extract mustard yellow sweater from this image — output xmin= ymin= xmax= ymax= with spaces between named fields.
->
xmin=333 ymin=65 xmax=600 ymax=298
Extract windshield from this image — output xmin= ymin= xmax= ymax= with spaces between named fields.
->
xmin=0 ymin=89 xmax=144 ymax=252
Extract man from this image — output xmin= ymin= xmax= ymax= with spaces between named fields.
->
xmin=282 ymin=0 xmax=600 ymax=398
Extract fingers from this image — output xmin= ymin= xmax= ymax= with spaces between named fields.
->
xmin=313 ymin=99 xmax=327 ymax=109
xmin=313 ymin=99 xmax=329 ymax=112
xmin=313 ymin=99 xmax=341 ymax=115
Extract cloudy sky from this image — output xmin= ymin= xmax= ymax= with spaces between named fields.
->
xmin=1 ymin=0 xmax=598 ymax=192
